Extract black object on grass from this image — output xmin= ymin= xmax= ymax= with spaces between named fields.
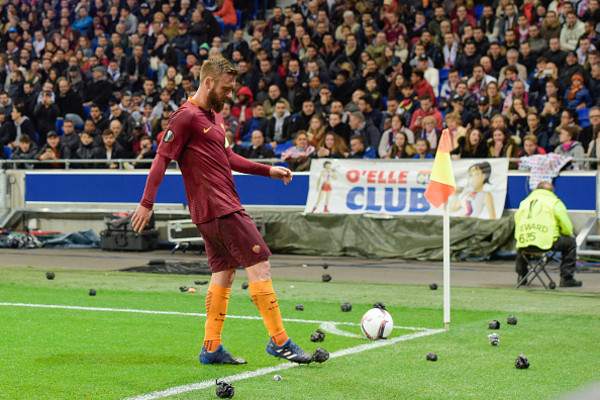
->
xmin=179 ymin=286 xmax=189 ymax=292
xmin=489 ymin=320 xmax=501 ymax=329
xmin=515 ymin=355 xmax=530 ymax=369
xmin=312 ymin=348 xmax=329 ymax=363
xmin=341 ymin=302 xmax=352 ymax=312
xmin=241 ymin=282 xmax=249 ymax=290
xmin=295 ymin=304 xmax=304 ymax=311
xmin=195 ymin=280 xmax=208 ymax=285
xmin=46 ymin=272 xmax=55 ymax=280
xmin=215 ymin=381 xmax=235 ymax=398
xmin=322 ymin=263 xmax=329 ymax=269
xmin=89 ymin=289 xmax=96 ymax=296
xmin=429 ymin=283 xmax=438 ymax=290
xmin=310 ymin=329 xmax=325 ymax=342
xmin=507 ymin=315 xmax=517 ymax=325
xmin=488 ymin=333 xmax=499 ymax=346
xmin=322 ymin=274 xmax=332 ymax=282
xmin=426 ymin=352 xmax=438 ymax=361
xmin=372 ymin=302 xmax=386 ymax=310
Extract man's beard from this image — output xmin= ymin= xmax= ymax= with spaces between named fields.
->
xmin=207 ymin=88 xmax=224 ymax=113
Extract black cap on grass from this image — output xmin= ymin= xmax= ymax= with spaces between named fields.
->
xmin=489 ymin=320 xmax=501 ymax=329
xmin=310 ymin=329 xmax=325 ymax=342
xmin=341 ymin=302 xmax=352 ymax=312
xmin=312 ymin=347 xmax=329 ymax=363
xmin=46 ymin=272 xmax=55 ymax=280
xmin=241 ymin=282 xmax=249 ymax=290
xmin=515 ymin=355 xmax=530 ymax=369
xmin=322 ymin=274 xmax=332 ymax=282
xmin=89 ymin=289 xmax=96 ymax=296
xmin=215 ymin=381 xmax=235 ymax=398
xmin=507 ymin=315 xmax=517 ymax=325
xmin=426 ymin=352 xmax=438 ymax=361
xmin=295 ymin=304 xmax=304 ymax=311
xmin=429 ymin=283 xmax=438 ymax=290
xmin=179 ymin=286 xmax=189 ymax=292
xmin=372 ymin=302 xmax=386 ymax=310
xmin=323 ymin=263 xmax=329 ymax=269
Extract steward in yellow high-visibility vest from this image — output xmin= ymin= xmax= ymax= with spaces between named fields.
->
xmin=514 ymin=181 xmax=581 ymax=287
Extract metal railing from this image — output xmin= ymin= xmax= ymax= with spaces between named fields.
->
xmin=1 ymin=157 xmax=599 ymax=170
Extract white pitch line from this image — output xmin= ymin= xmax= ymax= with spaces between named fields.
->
xmin=122 ymin=328 xmax=445 ymax=400
xmin=0 ymin=302 xmax=425 ymax=331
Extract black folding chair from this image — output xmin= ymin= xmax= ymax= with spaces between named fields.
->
xmin=516 ymin=246 xmax=557 ymax=289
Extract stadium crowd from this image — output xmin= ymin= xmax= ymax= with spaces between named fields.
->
xmin=0 ymin=0 xmax=599 ymax=170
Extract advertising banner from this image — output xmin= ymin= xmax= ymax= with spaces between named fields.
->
xmin=305 ymin=159 xmax=509 ymax=219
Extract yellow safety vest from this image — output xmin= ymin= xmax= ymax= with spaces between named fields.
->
xmin=514 ymin=190 xmax=559 ymax=250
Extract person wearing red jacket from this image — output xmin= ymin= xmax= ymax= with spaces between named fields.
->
xmin=411 ymin=69 xmax=437 ymax=107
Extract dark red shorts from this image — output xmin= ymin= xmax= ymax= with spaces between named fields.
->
xmin=196 ymin=210 xmax=272 ymax=273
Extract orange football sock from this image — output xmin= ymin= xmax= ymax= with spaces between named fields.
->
xmin=203 ymin=283 xmax=231 ymax=352
xmin=249 ymin=279 xmax=289 ymax=346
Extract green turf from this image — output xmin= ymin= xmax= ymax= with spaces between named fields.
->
xmin=1 ymin=266 xmax=599 ymax=400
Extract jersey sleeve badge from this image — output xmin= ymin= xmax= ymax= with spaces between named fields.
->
xmin=163 ymin=129 xmax=175 ymax=143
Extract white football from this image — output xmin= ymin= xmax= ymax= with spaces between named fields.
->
xmin=360 ymin=308 xmax=394 ymax=340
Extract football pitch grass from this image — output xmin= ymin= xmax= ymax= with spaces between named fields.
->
xmin=1 ymin=266 xmax=599 ymax=400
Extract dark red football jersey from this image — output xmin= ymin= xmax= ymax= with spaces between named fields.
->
xmin=156 ymin=101 xmax=270 ymax=224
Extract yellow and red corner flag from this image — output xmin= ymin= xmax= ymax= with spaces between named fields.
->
xmin=424 ymin=130 xmax=456 ymax=208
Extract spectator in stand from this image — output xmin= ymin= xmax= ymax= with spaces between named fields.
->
xmin=348 ymin=111 xmax=381 ymax=150
xmin=10 ymin=134 xmax=38 ymax=169
xmin=499 ymin=49 xmax=529 ymax=86
xmin=266 ymin=100 xmax=291 ymax=149
xmin=413 ymin=137 xmax=434 ymax=159
xmin=580 ymin=107 xmax=600 ymax=151
xmin=523 ymin=112 xmax=550 ymax=151
xmin=387 ymin=131 xmax=415 ymax=159
xmin=468 ymin=64 xmax=497 ymax=100
xmin=36 ymin=131 xmax=70 ymax=169
xmin=455 ymin=40 xmax=481 ymax=78
xmin=451 ymin=128 xmax=488 ymax=159
xmin=479 ymin=6 xmax=500 ymax=43
xmin=242 ymin=130 xmax=275 ymax=159
xmin=307 ymin=115 xmax=327 ymax=147
xmin=326 ymin=111 xmax=353 ymax=145
xmin=554 ymin=125 xmax=585 ymax=169
xmin=60 ymin=120 xmax=81 ymax=154
xmin=83 ymin=65 xmax=113 ymax=111
xmin=56 ymin=78 xmax=86 ymax=126
xmin=518 ymin=134 xmax=547 ymax=157
xmin=310 ymin=132 xmax=349 ymax=159
xmin=564 ymin=73 xmax=592 ymax=110
xmin=439 ymin=68 xmax=461 ymax=110
xmin=349 ymin=134 xmax=376 ymax=159
xmin=499 ymin=3 xmax=518 ymax=43
xmin=453 ymin=5 xmax=476 ymax=37
xmin=73 ymin=131 xmax=97 ymax=169
xmin=506 ymin=98 xmax=536 ymax=138
xmin=443 ymin=112 xmax=467 ymax=151
xmin=94 ymin=129 xmax=127 ymax=169
xmin=541 ymin=11 xmax=562 ymax=41
xmin=10 ymin=105 xmax=35 ymax=146
xmin=410 ymin=68 xmax=437 ymax=107
xmin=416 ymin=115 xmax=440 ymax=151
xmin=33 ymin=90 xmax=60 ymax=145
xmin=379 ymin=114 xmax=415 ymax=158
xmin=282 ymin=130 xmax=315 ymax=170
xmin=409 ymin=95 xmax=443 ymax=133
xmin=560 ymin=11 xmax=585 ymax=51
xmin=487 ymin=128 xmax=520 ymax=159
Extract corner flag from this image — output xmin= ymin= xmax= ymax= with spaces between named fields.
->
xmin=424 ymin=130 xmax=456 ymax=208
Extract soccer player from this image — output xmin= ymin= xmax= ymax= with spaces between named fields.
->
xmin=131 ymin=57 xmax=313 ymax=364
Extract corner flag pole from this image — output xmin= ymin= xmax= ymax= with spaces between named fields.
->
xmin=443 ymin=201 xmax=450 ymax=331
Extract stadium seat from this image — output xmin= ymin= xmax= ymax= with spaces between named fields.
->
xmin=474 ymin=6 xmax=484 ymax=20
xmin=83 ymin=105 xmax=91 ymax=117
xmin=55 ymin=119 xmax=64 ymax=136
xmin=516 ymin=246 xmax=557 ymax=289
xmin=577 ymin=108 xmax=590 ymax=128
xmin=225 ymin=10 xmax=242 ymax=31
xmin=4 ymin=145 xmax=10 ymax=159
xmin=439 ymin=69 xmax=449 ymax=83
xmin=274 ymin=141 xmax=294 ymax=157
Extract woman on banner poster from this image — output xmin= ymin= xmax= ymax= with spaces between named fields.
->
xmin=449 ymin=161 xmax=497 ymax=219
xmin=311 ymin=161 xmax=336 ymax=213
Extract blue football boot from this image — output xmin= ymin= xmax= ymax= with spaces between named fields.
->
xmin=199 ymin=345 xmax=247 ymax=364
